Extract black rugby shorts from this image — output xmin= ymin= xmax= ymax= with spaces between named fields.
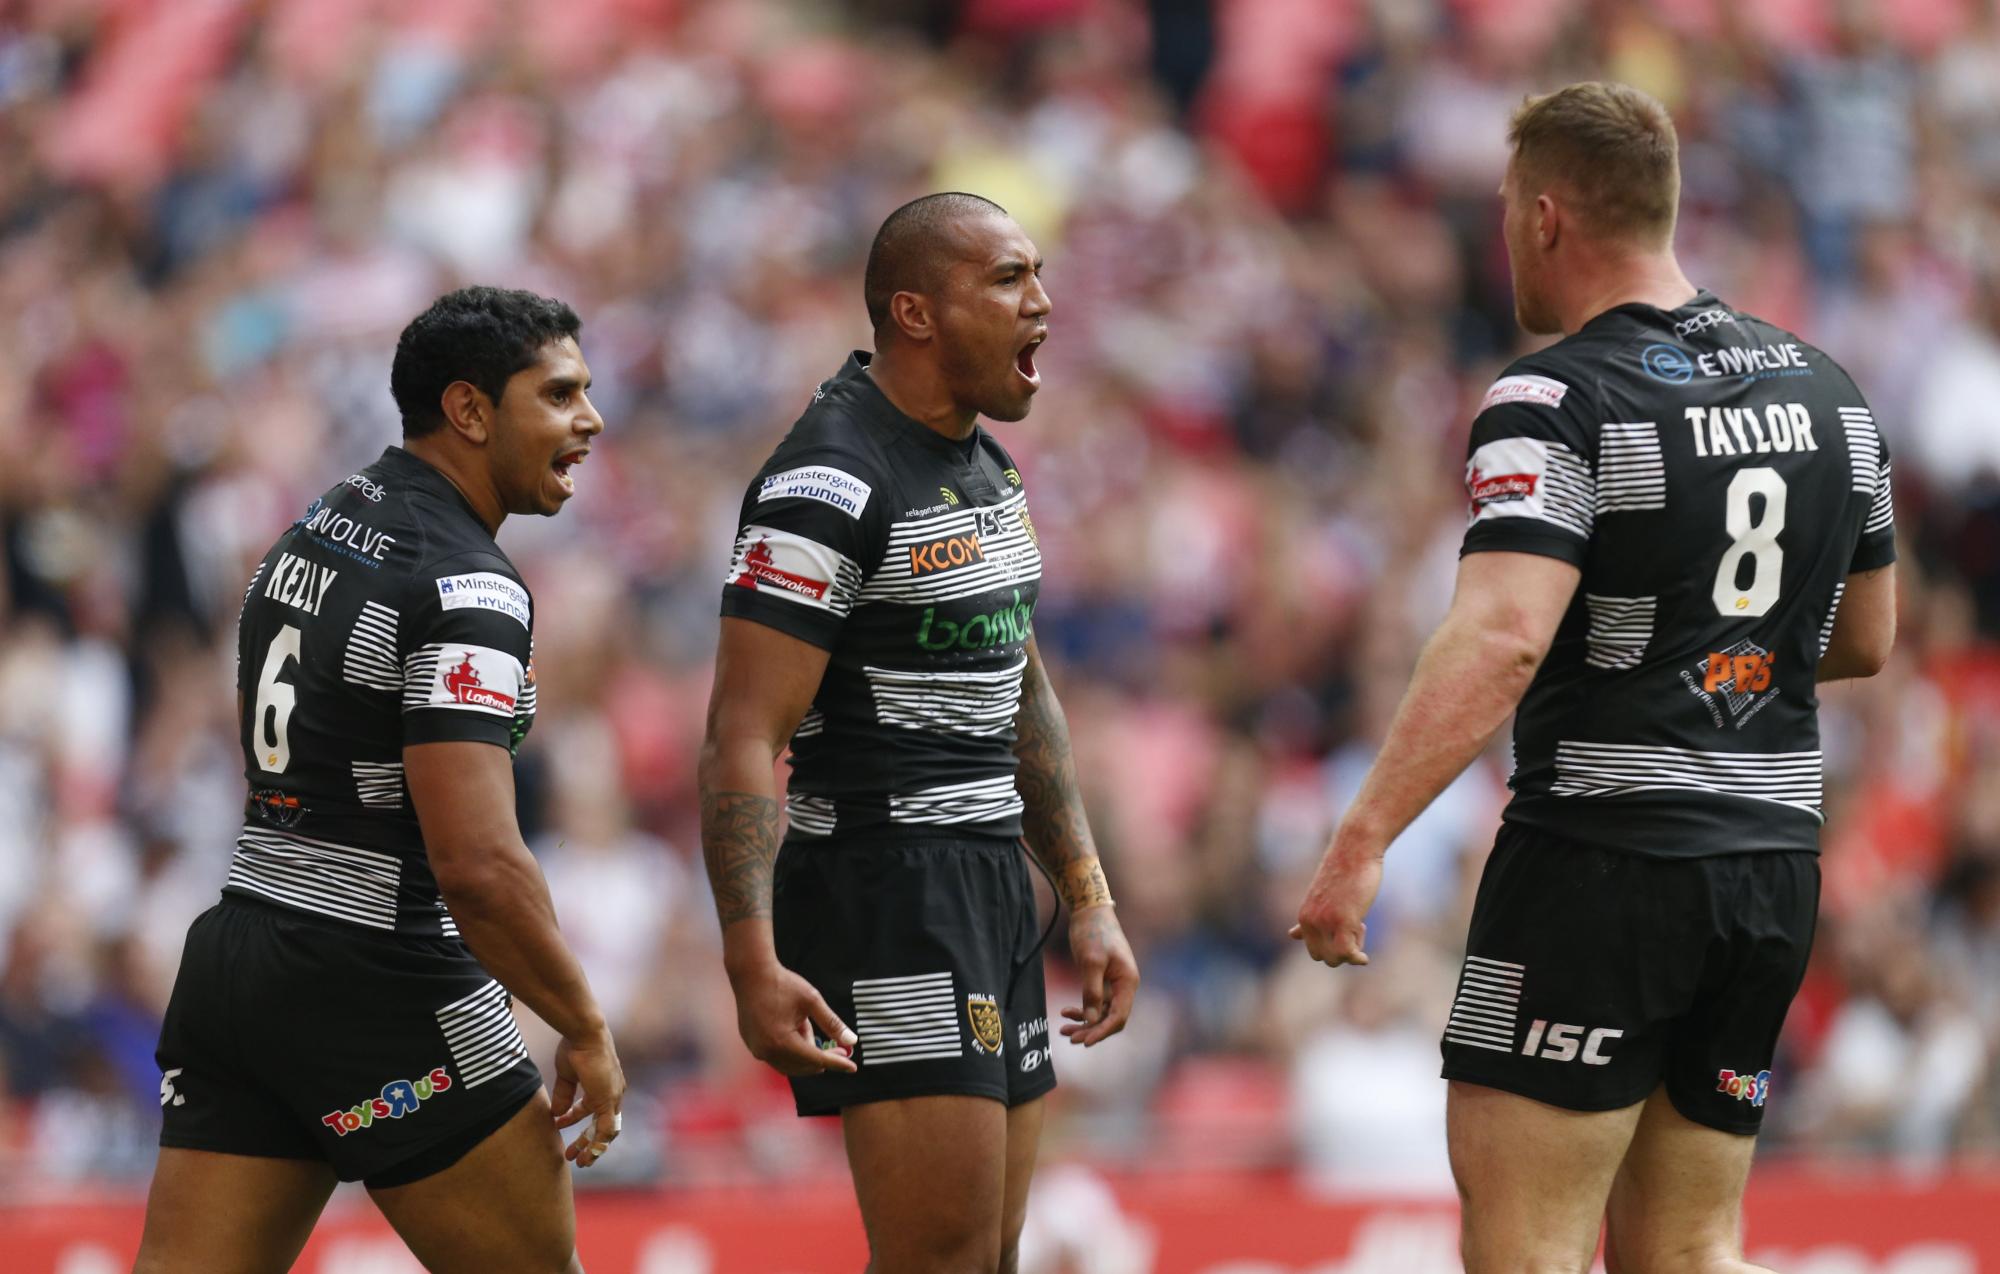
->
xmin=155 ymin=898 xmax=543 ymax=1185
xmin=774 ymin=834 xmax=1058 ymax=1117
xmin=1440 ymin=823 xmax=1818 ymax=1134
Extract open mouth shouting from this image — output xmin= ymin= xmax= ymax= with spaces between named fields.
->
xmin=552 ymin=446 xmax=589 ymax=494
xmin=1015 ymin=329 xmax=1047 ymax=389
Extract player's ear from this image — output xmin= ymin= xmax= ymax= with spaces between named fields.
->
xmin=1536 ymin=192 xmax=1560 ymax=252
xmin=440 ymin=380 xmax=492 ymax=445
xmin=887 ymin=290 xmax=934 ymax=345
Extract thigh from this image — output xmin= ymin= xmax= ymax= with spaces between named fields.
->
xmin=368 ymin=1090 xmax=579 ymax=1274
xmin=1441 ymin=827 xmax=1700 ymax=1114
xmin=1662 ymin=852 xmax=1818 ymax=1135
xmin=844 ymin=1094 xmax=1009 ymax=1274
xmin=1605 ymin=1087 xmax=1775 ymax=1274
xmin=999 ymin=1097 xmax=1046 ymax=1272
xmin=1448 ymin=1081 xmax=1643 ymax=1274
xmin=133 ymin=1147 xmax=336 ymax=1274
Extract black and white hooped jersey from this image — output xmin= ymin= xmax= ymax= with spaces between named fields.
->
xmin=1462 ymin=291 xmax=1895 ymax=857
xmin=228 ymin=446 xmax=538 ymax=935
xmin=720 ymin=353 xmax=1041 ymax=843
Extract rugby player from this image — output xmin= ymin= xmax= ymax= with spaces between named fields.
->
xmin=136 ymin=287 xmax=623 ymax=1274
xmin=1292 ymin=84 xmax=1896 ymax=1273
xmin=698 ymin=193 xmax=1139 ymax=1274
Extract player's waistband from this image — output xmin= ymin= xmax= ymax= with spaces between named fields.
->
xmin=225 ymin=824 xmax=462 ymax=939
xmin=1500 ymin=791 xmax=1822 ymax=858
xmin=783 ymin=781 xmax=1025 ymax=844
xmin=781 ymin=825 xmax=1023 ymax=854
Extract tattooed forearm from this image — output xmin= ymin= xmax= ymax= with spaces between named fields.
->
xmin=1014 ymin=647 xmax=1114 ymax=908
xmin=700 ymin=789 xmax=782 ymax=928
xmin=1058 ymin=858 xmax=1115 ymax=911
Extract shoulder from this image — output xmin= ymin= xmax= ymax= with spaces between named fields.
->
xmin=1729 ymin=310 xmax=1867 ymax=399
xmin=746 ymin=395 xmax=893 ymax=524
xmin=394 ymin=505 xmax=530 ymax=626
xmin=1469 ymin=344 xmax=1609 ymax=453
xmin=1475 ymin=352 xmax=1590 ymax=418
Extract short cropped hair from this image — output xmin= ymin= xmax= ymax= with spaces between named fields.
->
xmin=1508 ymin=82 xmax=1679 ymax=247
xmin=863 ymin=192 xmax=1009 ymax=333
xmin=390 ymin=286 xmax=582 ymax=436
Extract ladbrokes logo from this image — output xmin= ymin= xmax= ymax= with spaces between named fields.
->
xmin=734 ymin=536 xmax=829 ymax=600
xmin=1468 ymin=467 xmax=1537 ymax=506
xmin=910 ymin=532 xmax=985 ymax=577
xmin=322 ymin=1066 xmax=453 ymax=1136
xmin=1681 ymin=639 xmax=1778 ymax=729
xmin=444 ymin=654 xmax=515 ymax=713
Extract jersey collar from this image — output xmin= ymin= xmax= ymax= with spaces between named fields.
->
xmin=1585 ymin=288 xmax=1728 ymax=333
xmin=841 ymin=351 xmax=985 ymax=461
xmin=376 ymin=446 xmax=497 ymax=540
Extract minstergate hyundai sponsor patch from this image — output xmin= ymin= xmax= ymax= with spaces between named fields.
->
xmin=758 ymin=465 xmax=873 ymax=518
xmin=436 ymin=572 xmax=530 ymax=629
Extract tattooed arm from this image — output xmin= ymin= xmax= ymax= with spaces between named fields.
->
xmin=698 ymin=616 xmax=857 ymax=1075
xmin=1014 ymin=638 xmax=1139 ymax=1046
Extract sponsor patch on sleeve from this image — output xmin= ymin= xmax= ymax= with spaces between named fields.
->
xmin=1479 ymin=374 xmax=1569 ymax=413
xmin=724 ymin=525 xmax=862 ymax=616
xmin=421 ymin=643 xmax=525 ymax=717
xmin=1465 ymin=437 xmax=1593 ymax=538
xmin=435 ymin=572 xmax=531 ymax=630
xmin=757 ymin=465 xmax=872 ymax=518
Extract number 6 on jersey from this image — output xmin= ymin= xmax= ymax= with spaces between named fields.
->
xmin=254 ymin=625 xmax=302 ymax=772
xmin=1713 ymin=467 xmax=1786 ymax=617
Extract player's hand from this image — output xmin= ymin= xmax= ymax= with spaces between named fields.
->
xmin=1291 ymin=845 xmax=1384 ymax=968
xmin=1062 ymin=903 xmax=1139 ymax=1046
xmin=730 ymin=960 xmax=860 ymax=1077
xmin=551 ymin=1026 xmax=625 ymax=1168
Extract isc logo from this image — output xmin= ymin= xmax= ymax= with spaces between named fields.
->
xmin=1522 ymin=1019 xmax=1623 ymax=1065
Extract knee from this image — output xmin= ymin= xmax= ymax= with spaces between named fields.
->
xmin=870 ymin=1235 xmax=1001 ymax=1274
xmin=1602 ymin=1229 xmax=1743 ymax=1274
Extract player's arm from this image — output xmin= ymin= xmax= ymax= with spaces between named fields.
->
xmin=1013 ymin=637 xmax=1138 ymax=1046
xmin=1292 ymin=550 xmax=1580 ymax=966
xmin=400 ymin=559 xmax=621 ymax=1163
xmin=1822 ymin=436 xmax=1898 ymax=683
xmin=697 ymin=616 xmax=859 ymax=1075
xmin=1818 ymin=564 xmax=1896 ymax=682
xmin=406 ymin=741 xmax=623 ymax=1165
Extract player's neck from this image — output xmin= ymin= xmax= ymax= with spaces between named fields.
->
xmin=1560 ymin=252 xmax=1697 ymax=335
xmin=402 ymin=437 xmax=507 ymax=536
xmin=867 ymin=346 xmax=979 ymax=442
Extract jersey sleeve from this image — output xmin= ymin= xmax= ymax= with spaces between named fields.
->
xmin=399 ymin=554 xmax=535 ymax=749
xmin=719 ymin=444 xmax=884 ymax=650
xmin=1851 ymin=430 xmax=1897 ymax=573
xmin=1459 ymin=369 xmax=1598 ymax=567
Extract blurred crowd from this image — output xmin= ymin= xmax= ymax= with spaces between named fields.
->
xmin=3 ymin=0 xmax=2000 ymax=1197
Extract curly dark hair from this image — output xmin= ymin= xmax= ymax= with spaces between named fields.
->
xmin=390 ymin=287 xmax=583 ymax=437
